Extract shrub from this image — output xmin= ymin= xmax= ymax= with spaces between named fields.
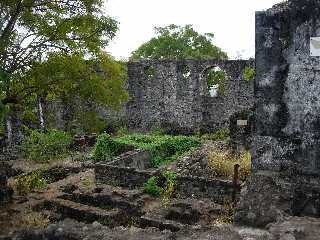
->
xmin=143 ymin=176 xmax=162 ymax=197
xmin=213 ymin=200 xmax=235 ymax=225
xmin=93 ymin=133 xmax=129 ymax=161
xmin=116 ymin=134 xmax=201 ymax=167
xmin=161 ymin=171 xmax=177 ymax=206
xmin=22 ymin=129 xmax=72 ymax=162
xmin=243 ymin=66 xmax=255 ymax=81
xmin=208 ymin=149 xmax=251 ymax=181
xmin=15 ymin=170 xmax=47 ymax=195
xmin=201 ymin=128 xmax=230 ymax=142
xmin=144 ymin=171 xmax=177 ymax=203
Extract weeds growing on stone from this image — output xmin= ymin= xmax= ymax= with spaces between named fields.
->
xmin=201 ymin=128 xmax=230 ymax=142
xmin=18 ymin=212 xmax=50 ymax=229
xmin=213 ymin=200 xmax=235 ymax=225
xmin=14 ymin=170 xmax=47 ymax=195
xmin=208 ymin=149 xmax=251 ymax=181
xmin=94 ymin=133 xmax=201 ymax=167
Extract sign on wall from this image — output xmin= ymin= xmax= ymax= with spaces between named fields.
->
xmin=310 ymin=37 xmax=320 ymax=56
xmin=237 ymin=120 xmax=248 ymax=126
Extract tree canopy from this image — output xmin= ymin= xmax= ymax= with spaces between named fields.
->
xmin=130 ymin=24 xmax=228 ymax=60
xmin=0 ymin=0 xmax=128 ymax=130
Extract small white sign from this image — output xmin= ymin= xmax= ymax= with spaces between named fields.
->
xmin=237 ymin=120 xmax=248 ymax=126
xmin=310 ymin=37 xmax=320 ymax=56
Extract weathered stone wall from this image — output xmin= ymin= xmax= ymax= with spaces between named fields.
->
xmin=127 ymin=59 xmax=254 ymax=134
xmin=236 ymin=0 xmax=320 ymax=227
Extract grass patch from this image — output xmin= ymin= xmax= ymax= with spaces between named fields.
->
xmin=18 ymin=212 xmax=50 ymax=229
xmin=93 ymin=133 xmax=201 ymax=167
xmin=208 ymin=149 xmax=251 ymax=181
xmin=201 ymin=128 xmax=230 ymax=142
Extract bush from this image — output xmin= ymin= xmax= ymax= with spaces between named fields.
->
xmin=208 ymin=149 xmax=251 ymax=181
xmin=22 ymin=129 xmax=72 ymax=162
xmin=201 ymin=128 xmax=230 ymax=142
xmin=116 ymin=134 xmax=201 ymax=167
xmin=243 ymin=66 xmax=255 ymax=81
xmin=15 ymin=170 xmax=47 ymax=195
xmin=143 ymin=176 xmax=162 ymax=197
xmin=144 ymin=171 xmax=177 ymax=203
xmin=93 ymin=133 xmax=129 ymax=161
xmin=161 ymin=171 xmax=176 ymax=206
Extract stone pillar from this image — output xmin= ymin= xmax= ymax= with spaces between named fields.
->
xmin=236 ymin=0 xmax=320 ymax=227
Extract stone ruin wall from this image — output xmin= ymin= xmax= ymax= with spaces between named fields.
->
xmin=126 ymin=59 xmax=254 ymax=134
xmin=236 ymin=0 xmax=320 ymax=227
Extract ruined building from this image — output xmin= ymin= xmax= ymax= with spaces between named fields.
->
xmin=236 ymin=0 xmax=320 ymax=227
xmin=126 ymin=59 xmax=254 ymax=134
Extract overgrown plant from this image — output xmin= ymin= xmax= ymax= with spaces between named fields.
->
xmin=116 ymin=134 xmax=201 ymax=167
xmin=161 ymin=171 xmax=177 ymax=206
xmin=22 ymin=129 xmax=72 ymax=162
xmin=213 ymin=200 xmax=235 ymax=225
xmin=93 ymin=133 xmax=129 ymax=161
xmin=143 ymin=176 xmax=162 ymax=197
xmin=15 ymin=170 xmax=47 ymax=195
xmin=144 ymin=171 xmax=177 ymax=205
xmin=243 ymin=66 xmax=255 ymax=81
xmin=208 ymin=149 xmax=251 ymax=181
xmin=201 ymin=128 xmax=230 ymax=142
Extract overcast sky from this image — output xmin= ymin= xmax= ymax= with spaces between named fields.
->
xmin=103 ymin=0 xmax=282 ymax=60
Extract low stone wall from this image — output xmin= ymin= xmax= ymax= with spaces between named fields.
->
xmin=95 ymin=150 xmax=157 ymax=189
xmin=95 ymin=150 xmax=237 ymax=203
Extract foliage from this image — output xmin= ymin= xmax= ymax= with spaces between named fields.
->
xmin=130 ymin=24 xmax=228 ymax=60
xmin=206 ymin=67 xmax=226 ymax=94
xmin=201 ymin=128 xmax=230 ymax=142
xmin=0 ymin=1 xmax=127 ymax=130
xmin=15 ymin=170 xmax=47 ymax=195
xmin=208 ymin=149 xmax=251 ymax=181
xmin=22 ymin=129 xmax=72 ymax=162
xmin=0 ymin=0 xmax=118 ymax=75
xmin=116 ymin=134 xmax=201 ymax=167
xmin=93 ymin=133 xmax=128 ymax=161
xmin=161 ymin=171 xmax=177 ymax=206
xmin=144 ymin=171 xmax=177 ymax=203
xmin=243 ymin=66 xmax=255 ymax=81
xmin=143 ymin=176 xmax=162 ymax=197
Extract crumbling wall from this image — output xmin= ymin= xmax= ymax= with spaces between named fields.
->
xmin=127 ymin=59 xmax=254 ymax=134
xmin=236 ymin=0 xmax=320 ymax=227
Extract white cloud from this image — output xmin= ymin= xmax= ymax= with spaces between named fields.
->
xmin=103 ymin=0 xmax=283 ymax=60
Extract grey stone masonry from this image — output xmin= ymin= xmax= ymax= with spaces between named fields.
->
xmin=236 ymin=0 xmax=320 ymax=227
xmin=126 ymin=59 xmax=254 ymax=134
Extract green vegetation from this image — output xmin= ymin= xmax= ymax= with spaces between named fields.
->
xmin=0 ymin=1 xmax=127 ymax=134
xmin=15 ymin=170 xmax=47 ymax=195
xmin=94 ymin=133 xmax=201 ymax=167
xmin=161 ymin=171 xmax=177 ymax=206
xmin=22 ymin=129 xmax=72 ymax=162
xmin=201 ymin=128 xmax=230 ymax=142
xmin=143 ymin=176 xmax=162 ymax=197
xmin=130 ymin=24 xmax=228 ymax=60
xmin=243 ymin=66 xmax=255 ymax=81
xmin=206 ymin=67 xmax=226 ymax=94
xmin=93 ymin=133 xmax=130 ymax=161
xmin=116 ymin=134 xmax=201 ymax=167
xmin=144 ymin=171 xmax=177 ymax=204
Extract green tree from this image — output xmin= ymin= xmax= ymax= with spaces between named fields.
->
xmin=0 ymin=0 xmax=127 ymax=137
xmin=130 ymin=24 xmax=228 ymax=60
xmin=0 ymin=0 xmax=120 ymax=108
